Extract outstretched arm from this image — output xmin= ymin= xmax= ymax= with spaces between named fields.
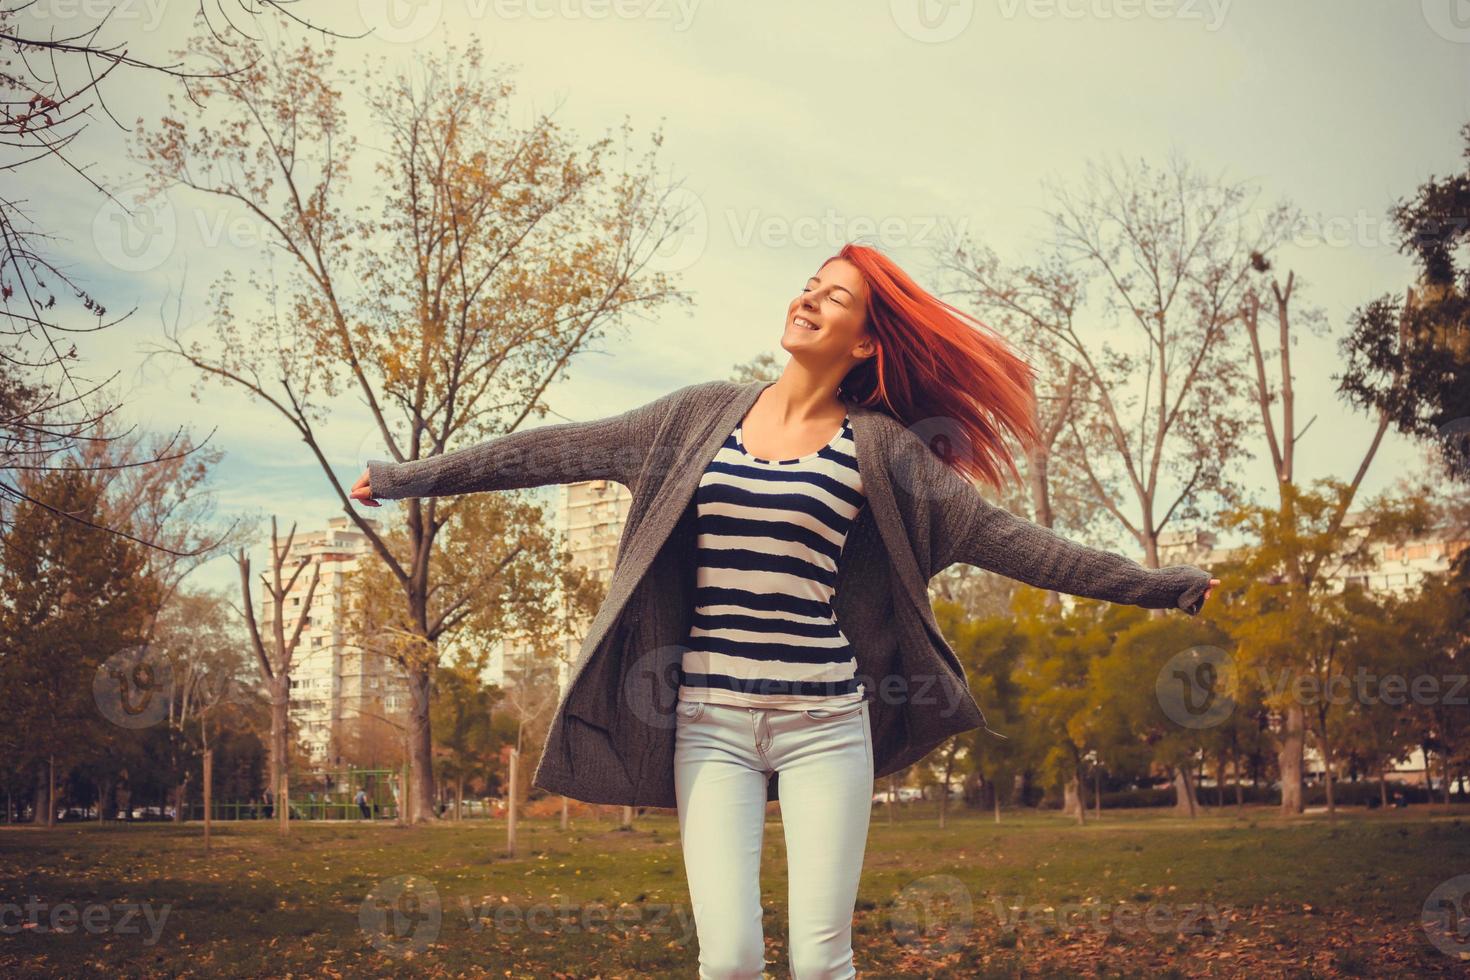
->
xmin=363 ymin=384 xmax=695 ymax=501
xmin=905 ymin=436 xmax=1213 ymax=615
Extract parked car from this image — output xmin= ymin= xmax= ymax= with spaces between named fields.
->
xmin=128 ymin=805 xmax=175 ymax=820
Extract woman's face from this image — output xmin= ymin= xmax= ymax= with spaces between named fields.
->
xmin=781 ymin=258 xmax=875 ymax=371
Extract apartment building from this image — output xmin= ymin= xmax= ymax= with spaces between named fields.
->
xmin=483 ymin=478 xmax=633 ymax=694
xmin=1156 ymin=511 xmax=1468 ymax=596
xmin=258 ymin=515 xmax=411 ymax=765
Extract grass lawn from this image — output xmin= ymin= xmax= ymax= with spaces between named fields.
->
xmin=1 ymin=802 xmax=1467 ymax=978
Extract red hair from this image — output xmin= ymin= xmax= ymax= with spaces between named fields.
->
xmin=828 ymin=243 xmax=1041 ymax=493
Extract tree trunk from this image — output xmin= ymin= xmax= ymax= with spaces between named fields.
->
xmin=1013 ymin=770 xmax=1030 ymax=807
xmin=1321 ymin=727 xmax=1336 ymax=818
xmin=46 ymin=757 xmax=56 ymax=828
xmin=938 ymin=753 xmax=954 ymax=830
xmin=1277 ymin=704 xmax=1305 ymax=815
xmin=1173 ymin=766 xmax=1198 ymax=817
xmin=269 ymin=680 xmax=289 ymax=820
xmin=96 ymin=777 xmax=113 ymax=822
xmin=407 ymin=668 xmax=437 ymax=823
xmin=1063 ymin=772 xmax=1085 ymax=826
xmin=1378 ymin=762 xmax=1389 ymax=809
xmin=1231 ymin=747 xmax=1243 ymax=807
xmin=33 ymin=767 xmax=47 ymax=825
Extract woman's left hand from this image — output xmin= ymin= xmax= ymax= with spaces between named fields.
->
xmin=1201 ymin=578 xmax=1221 ymax=606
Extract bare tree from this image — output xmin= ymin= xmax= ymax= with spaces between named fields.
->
xmin=1230 ymin=258 xmax=1411 ymax=814
xmin=139 ymin=32 xmax=693 ymax=820
xmin=0 ymin=1 xmax=352 ymax=544
xmin=151 ymin=586 xmax=255 ymax=822
xmin=937 ymin=151 xmax=1294 ymax=814
xmin=235 ymin=515 xmax=320 ymax=834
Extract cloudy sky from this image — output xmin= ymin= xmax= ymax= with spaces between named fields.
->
xmin=14 ymin=0 xmax=1469 ymax=596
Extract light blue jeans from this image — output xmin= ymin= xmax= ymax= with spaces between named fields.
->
xmin=673 ymin=697 xmax=873 ymax=979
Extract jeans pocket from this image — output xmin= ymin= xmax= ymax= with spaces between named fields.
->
xmin=800 ymin=699 xmax=866 ymax=721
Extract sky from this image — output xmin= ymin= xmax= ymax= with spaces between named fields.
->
xmin=12 ymin=0 xmax=1470 ymax=597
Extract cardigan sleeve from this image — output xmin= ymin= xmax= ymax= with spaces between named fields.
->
xmin=918 ymin=445 xmax=1212 ymax=615
xmin=365 ymin=384 xmax=693 ymax=500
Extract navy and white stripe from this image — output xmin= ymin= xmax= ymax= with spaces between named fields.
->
xmin=677 ymin=411 xmax=866 ymax=711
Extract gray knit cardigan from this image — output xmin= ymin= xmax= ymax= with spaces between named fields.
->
xmin=367 ymin=379 xmax=1212 ymax=808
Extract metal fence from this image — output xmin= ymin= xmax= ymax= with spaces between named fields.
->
xmin=189 ymin=767 xmax=406 ymax=821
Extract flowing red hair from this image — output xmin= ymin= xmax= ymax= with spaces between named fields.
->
xmin=829 ymin=242 xmax=1041 ymax=493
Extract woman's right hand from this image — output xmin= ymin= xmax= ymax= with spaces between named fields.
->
xmin=350 ymin=468 xmax=381 ymax=507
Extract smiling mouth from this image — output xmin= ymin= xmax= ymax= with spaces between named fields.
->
xmin=794 ymin=315 xmax=819 ymax=331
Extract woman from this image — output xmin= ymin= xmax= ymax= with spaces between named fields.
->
xmin=352 ymin=243 xmax=1217 ymax=978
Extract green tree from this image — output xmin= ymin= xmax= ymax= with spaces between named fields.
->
xmin=431 ymin=660 xmax=501 ymax=820
xmin=935 ymin=599 xmax=1027 ymax=822
xmin=0 ymin=465 xmax=159 ymax=825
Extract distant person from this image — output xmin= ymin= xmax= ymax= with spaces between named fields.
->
xmin=356 ymin=788 xmax=370 ymax=820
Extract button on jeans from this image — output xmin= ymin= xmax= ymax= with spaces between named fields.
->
xmin=673 ymin=698 xmax=873 ymax=979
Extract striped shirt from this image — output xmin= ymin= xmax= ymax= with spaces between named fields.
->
xmin=676 ymin=407 xmax=866 ymax=711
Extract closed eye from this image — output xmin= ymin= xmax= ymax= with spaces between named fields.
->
xmin=801 ymin=287 xmax=845 ymax=307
